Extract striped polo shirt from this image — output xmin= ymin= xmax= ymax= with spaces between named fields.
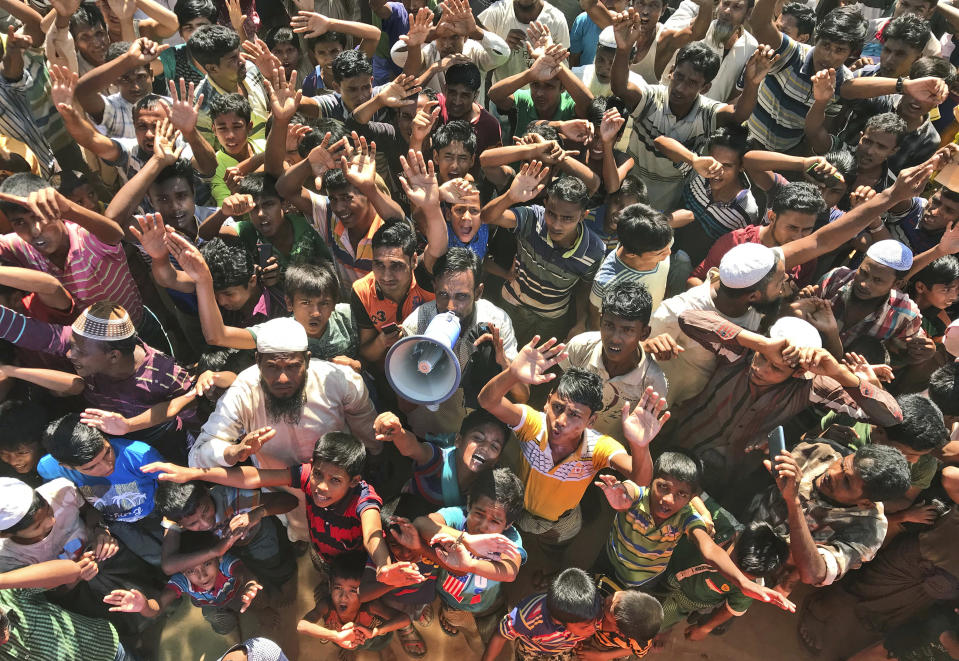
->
xmin=501 ymin=205 xmax=605 ymax=319
xmin=683 ymin=171 xmax=760 ymax=241
xmin=167 ymin=554 xmax=244 ymax=607
xmin=746 ymin=34 xmax=850 ymax=152
xmin=500 ymin=592 xmax=586 ymax=654
xmin=308 ymin=190 xmax=386 ymax=297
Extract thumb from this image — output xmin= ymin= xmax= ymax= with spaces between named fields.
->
xmin=763 ymin=459 xmax=772 ymax=473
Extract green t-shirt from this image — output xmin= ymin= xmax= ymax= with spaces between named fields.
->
xmin=512 ymin=89 xmax=577 ymax=140
xmin=248 ymin=304 xmax=357 ymax=362
xmin=211 ymin=138 xmax=266 ymax=205
xmin=234 ymin=213 xmax=333 ymax=269
xmin=666 ymin=541 xmax=754 ymax=615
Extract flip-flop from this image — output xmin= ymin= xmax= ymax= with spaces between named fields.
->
xmin=416 ymin=603 xmax=434 ymax=628
xmin=397 ymin=624 xmax=427 ymax=658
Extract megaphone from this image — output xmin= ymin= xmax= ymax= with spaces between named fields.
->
xmin=385 ymin=311 xmax=462 ymax=411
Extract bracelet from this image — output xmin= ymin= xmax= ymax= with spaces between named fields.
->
xmin=868 ymin=223 xmax=885 ymax=234
xmin=896 ymin=76 xmax=904 ymax=94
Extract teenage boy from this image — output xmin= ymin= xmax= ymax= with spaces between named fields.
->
xmin=208 ymin=94 xmax=265 ymax=205
xmin=159 ymin=0 xmax=217 ymax=87
xmin=775 ymin=2 xmax=815 ymax=43
xmin=0 ymin=400 xmax=46 ymax=487
xmin=292 ymin=9 xmax=381 ymax=95
xmin=853 ymin=14 xmax=929 ymax=78
xmin=807 ymin=111 xmax=905 ymax=192
xmin=912 ymin=256 xmax=959 ymax=343
xmin=440 ymin=63 xmax=503 ymax=161
xmin=861 ymin=0 xmax=940 ymax=60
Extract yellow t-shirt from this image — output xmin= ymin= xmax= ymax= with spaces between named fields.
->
xmin=512 ymin=405 xmax=626 ymax=521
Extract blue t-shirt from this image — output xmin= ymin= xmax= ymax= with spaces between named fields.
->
xmin=570 ymin=12 xmax=602 ymax=65
xmin=373 ymin=2 xmax=409 ymax=84
xmin=38 ymin=438 xmax=163 ymax=523
xmin=447 ymin=222 xmax=489 ymax=259
xmin=435 ymin=506 xmax=526 ymax=613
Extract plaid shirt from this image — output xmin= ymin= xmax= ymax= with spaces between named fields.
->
xmin=818 ymin=267 xmax=926 ymax=345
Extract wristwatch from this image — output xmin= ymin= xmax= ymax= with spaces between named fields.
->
xmin=896 ymin=76 xmax=904 ymax=94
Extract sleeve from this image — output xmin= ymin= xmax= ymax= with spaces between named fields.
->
xmin=594 ymin=435 xmax=627 ymax=470
xmin=814 ymin=514 xmax=886 ymax=586
xmin=99 ymin=95 xmax=121 ymax=136
xmin=401 ymin=306 xmax=421 ymax=337
xmin=355 ymin=482 xmax=383 ymax=515
xmin=498 ymin=606 xmax=523 ymax=640
xmin=570 ymin=14 xmax=585 ymax=54
xmin=0 ymin=305 xmax=70 ymax=355
xmin=435 ymin=506 xmax=466 ymax=530
xmin=413 ymin=442 xmax=441 ymax=470
xmin=473 ymin=31 xmax=511 ymax=72
xmin=350 ymin=288 xmax=375 ymax=331
xmin=559 ymin=92 xmax=578 ymax=119
xmin=724 ymin=588 xmax=754 ymax=616
xmin=510 ymin=404 xmax=542 ymax=442
xmin=498 ymin=311 xmax=519 ymax=361
xmin=676 ymin=310 xmax=750 ymax=362
xmin=37 ymin=455 xmax=65 ymax=481
xmin=509 ymin=204 xmax=541 ymax=236
xmin=188 ymin=378 xmax=253 ymax=468
xmin=133 ymin=443 xmax=166 ymax=473
xmin=166 ymin=576 xmax=187 ymax=598
xmin=910 ymin=455 xmax=938 ymax=491
xmin=307 ymin=190 xmax=331 ymax=238
xmin=505 ymin=525 xmax=527 ymax=563
xmin=335 ymin=364 xmax=380 ymax=452
xmin=101 ymin=138 xmax=132 ymax=168
xmin=809 ymin=376 xmax=903 ymax=428
xmin=588 ymin=267 xmax=607 ymax=308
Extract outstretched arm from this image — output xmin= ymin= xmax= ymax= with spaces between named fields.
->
xmin=478 ymin=336 xmax=568 ymax=428
xmin=749 ymin=0 xmax=784 ymax=49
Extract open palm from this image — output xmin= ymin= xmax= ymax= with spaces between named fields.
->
xmin=399 ymin=150 xmax=439 ymax=210
xmin=509 ymin=335 xmax=566 ymax=385
xmin=621 ymin=387 xmax=670 ymax=448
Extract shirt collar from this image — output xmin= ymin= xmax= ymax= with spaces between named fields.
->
xmin=799 ymin=48 xmax=818 ymax=77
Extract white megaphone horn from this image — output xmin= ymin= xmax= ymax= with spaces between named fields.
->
xmin=385 ymin=311 xmax=462 ymax=411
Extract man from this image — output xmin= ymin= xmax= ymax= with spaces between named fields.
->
xmin=884 ymin=185 xmax=959 ymax=256
xmin=853 ymin=14 xmax=929 ymax=78
xmin=860 ymin=0 xmax=941 ymax=60
xmin=477 ymin=0 xmax=572 ymax=84
xmin=187 ymin=317 xmax=378 ymax=541
xmin=807 ymin=112 xmax=906 ymax=192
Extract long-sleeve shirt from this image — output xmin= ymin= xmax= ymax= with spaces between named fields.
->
xmin=667 ymin=311 xmax=902 ymax=486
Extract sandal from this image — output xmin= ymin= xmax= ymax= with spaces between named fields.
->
xmin=416 ymin=604 xmax=433 ymax=628
xmin=397 ymin=624 xmax=427 ymax=658
xmin=438 ymin=606 xmax=460 ymax=637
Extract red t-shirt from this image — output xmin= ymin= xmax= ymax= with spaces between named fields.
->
xmin=691 ymin=225 xmax=817 ymax=287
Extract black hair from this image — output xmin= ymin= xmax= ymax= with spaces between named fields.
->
xmin=929 ymin=363 xmax=959 ymax=417
xmin=610 ymin=591 xmax=663 ymax=642
xmin=586 ymin=96 xmax=630 ymax=136
xmin=653 ymin=451 xmax=702 ymax=494
xmin=546 ymin=176 xmax=590 ymax=210
xmin=864 ymin=112 xmax=908 ymax=147
xmin=524 ymin=123 xmax=560 ymax=143
xmin=0 ymin=400 xmax=47 ymax=452
xmin=209 ymin=92 xmax=252 ymax=123
xmin=882 ymin=394 xmax=949 ymax=452
xmin=284 ymin=263 xmax=341 ymax=302
xmin=177 ymin=530 xmax=221 ymax=556
xmin=132 ymin=94 xmax=171 ymax=121
xmin=554 ymin=367 xmax=603 ymax=414
xmin=43 ymin=414 xmax=107 ymax=467
xmin=264 ymin=25 xmax=298 ymax=50
xmin=706 ymin=125 xmax=749 ymax=161
xmin=154 ymin=159 xmax=197 ymax=193
xmin=371 ymin=220 xmax=417 ymax=259
xmin=433 ymin=247 xmax=481 ymax=287
xmin=546 ymin=568 xmax=602 ymax=624
xmin=174 ymin=0 xmax=218 ymax=26
xmin=445 ymin=62 xmax=482 ymax=92
xmin=331 ymin=49 xmax=373 ymax=84
xmin=329 ymin=551 xmax=368 ymax=582
xmin=941 ymin=185 xmax=959 ymax=206
xmin=299 ymin=120 xmax=350 ymax=159
xmin=432 ymin=120 xmax=477 ymax=156
xmin=312 ymin=432 xmax=366 ymax=477
xmin=910 ymin=55 xmax=957 ymax=86
xmin=617 ymin=202 xmax=673 ymax=255
xmin=602 ymin=280 xmax=653 ymax=325
xmin=824 ymin=148 xmax=856 ymax=183
xmin=197 ymin=347 xmax=250 ymax=374
xmin=55 ymin=170 xmax=93 ymax=197
xmin=187 ymin=25 xmax=241 ymax=69
xmin=733 ymin=521 xmax=789 ymax=581
xmin=771 ymin=181 xmax=827 ymax=217
xmin=0 ymin=173 xmax=49 ymax=215
xmin=200 ymin=235 xmax=255 ymax=291
xmin=467 ymin=467 xmax=525 ymax=524
xmin=235 ymin=172 xmax=280 ymax=201
xmin=458 ymin=409 xmax=510 ymax=445
xmin=883 ymin=13 xmax=931 ymax=51
xmin=106 ymin=42 xmax=131 ymax=63
xmin=321 ymin=167 xmax=352 ymax=194
xmin=782 ymin=2 xmax=816 ymax=36
xmin=913 ymin=255 xmax=959 ymax=290
xmin=674 ymin=42 xmax=721 ymax=83
xmin=3 ymin=489 xmax=49 ymax=535
xmin=70 ymin=3 xmax=106 ymax=35
xmin=816 ymin=7 xmax=867 ymax=52
xmin=853 ymin=444 xmax=911 ymax=502
xmin=306 ymin=32 xmax=349 ymax=51
xmin=153 ymin=481 xmax=209 ymax=521
xmin=611 ymin=175 xmax=648 ymax=204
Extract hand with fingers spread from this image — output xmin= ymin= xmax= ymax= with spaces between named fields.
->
xmin=375 ymin=561 xmax=426 ymax=586
xmin=525 ymin=20 xmax=553 ymax=58
xmin=50 ymin=65 xmax=80 ymax=115
xmin=307 ymin=132 xmax=348 ymax=182
xmin=399 ymin=150 xmax=440 ymax=211
xmin=377 ymin=74 xmax=423 ymax=109
xmin=599 ymin=108 xmax=625 ymax=145
xmin=400 ymin=7 xmax=435 ymax=48
xmin=223 ymin=426 xmax=276 ymax=465
xmin=789 ymin=297 xmax=838 ymax=336
xmin=225 ymin=0 xmax=249 ymax=38
xmin=507 ymin=160 xmax=550 ymax=203
xmin=594 ymin=474 xmax=634 ymax=511
xmin=340 ymin=132 xmax=378 ymax=192
xmin=440 ymin=0 xmax=478 ymax=36
xmin=264 ymin=66 xmax=302 ymax=122
xmin=528 ymin=44 xmax=568 ymax=82
xmin=0 ymin=187 xmax=67 ymax=225
xmin=473 ymin=322 xmax=509 ymax=368
xmin=290 ymin=11 xmax=331 ymax=38
xmin=387 ymin=515 xmax=423 ymax=551
xmin=439 ymin=177 xmax=477 ymax=205
xmin=622 ymin=387 xmax=670 ymax=448
xmin=164 ymin=229 xmax=213 ymax=283
xmin=508 ymin=335 xmax=567 ymax=385
xmin=240 ymin=37 xmax=280 ymax=80
xmin=744 ymin=44 xmax=779 ymax=85
xmin=692 ymin=155 xmax=723 ymax=179
xmin=841 ymin=352 xmax=890 ymax=387
xmin=811 ymin=68 xmax=837 ymax=103
xmin=80 ymin=409 xmax=132 ymax=436
xmin=167 ymin=78 xmax=204 ymax=136
xmin=103 ymin=588 xmax=148 ymax=613
xmin=129 ymin=213 xmax=171 ymax=260
xmin=153 ymin=118 xmax=185 ymax=166
xmin=410 ymin=103 xmax=440 ymax=147
xmin=239 ymin=580 xmax=262 ymax=612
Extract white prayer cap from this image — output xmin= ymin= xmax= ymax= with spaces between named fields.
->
xmin=71 ymin=302 xmax=135 ymax=341
xmin=598 ymin=26 xmax=617 ymax=49
xmin=254 ymin=317 xmax=308 ymax=354
xmin=770 ymin=316 xmax=822 ymax=349
xmin=0 ymin=478 xmax=37 ymax=531
xmin=718 ymin=243 xmax=777 ymax=289
xmin=865 ymin=239 xmax=913 ymax=272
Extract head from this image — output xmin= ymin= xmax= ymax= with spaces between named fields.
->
xmin=70 ymin=4 xmax=109 ymax=66
xmin=903 ymin=57 xmax=958 ymax=118
xmin=44 ymin=414 xmax=115 ymax=477
xmin=649 ymin=452 xmax=702 ymax=522
xmin=179 ymin=532 xmax=225 ymax=591
xmin=767 ymin=182 xmax=825 ymax=245
xmin=465 ymin=467 xmax=524 ymax=534
xmin=132 ymin=94 xmax=172 ymax=153
xmin=0 ymin=174 xmax=68 ymax=258
xmin=703 ymin=126 xmax=749 ymax=193
xmin=812 ymin=8 xmax=866 ymax=71
xmin=444 ymin=182 xmax=482 ymax=245
xmin=918 ymin=186 xmax=959 ymax=233
xmin=328 ymin=552 xmax=366 ymax=615
xmin=892 ymin=0 xmax=936 ymax=20
xmin=308 ymin=433 xmax=366 ymax=507
xmin=856 ymin=113 xmax=907 ymax=171
xmin=371 ymin=221 xmax=418 ymax=301
xmin=0 ymin=400 xmax=47 ymax=476
xmin=600 ymin=591 xmax=663 ymax=643
xmin=604 ymin=176 xmax=648 ymax=233
xmin=593 ymin=42 xmax=619 ymax=85
xmin=0 ymin=487 xmax=54 ymax=545
xmin=546 ymin=568 xmax=602 ymax=638
xmin=718 ymin=246 xmax=786 ymax=316
xmin=929 ymin=363 xmax=959 ymax=427
xmin=878 ymin=14 xmax=929 ymax=77
xmin=633 ymin=0 xmax=666 ymax=32
xmin=188 ymin=25 xmax=243 ymax=88
xmin=851 ymin=256 xmax=907 ymax=302
xmin=444 ymin=63 xmax=481 ymax=120
xmin=455 ymin=409 xmax=509 ymax=474
xmin=235 ymin=173 xmax=286 ymax=239
xmin=871 ymin=394 xmax=949 ymax=464
xmin=264 ymin=26 xmax=302 ymax=73
xmin=912 ymin=255 xmax=959 ymax=310
xmin=331 ymin=50 xmax=374 ymax=111
xmin=308 ymin=32 xmax=347 ymax=72
xmin=200 ymin=236 xmax=257 ymax=311
xmin=586 ymin=96 xmax=629 ymax=158
xmin=150 ymin=160 xmax=197 ymax=231
xmin=816 ymin=443 xmax=910 ymax=505
xmin=433 ymin=22 xmax=466 ymax=59
xmin=668 ymin=43 xmax=720 ymax=109
xmin=715 ymin=0 xmax=755 ymax=41
xmin=256 ymin=349 xmax=309 ymax=424
xmin=298 ymin=118 xmax=349 ymax=161
xmin=284 ymin=263 xmax=340 ymax=338
xmin=777 ymin=2 xmax=815 ymax=42
xmin=322 ymin=168 xmax=372 ymax=229
xmin=813 ymin=149 xmax=854 ymax=208
xmin=600 ymin=281 xmax=653 ymax=364
xmin=432 ymin=120 xmax=476 ymax=182
xmin=209 ymin=93 xmax=253 ymax=158
xmin=733 ymin=521 xmax=789 ymax=582
xmin=545 ymin=368 xmax=603 ymax=447
xmin=56 ymin=170 xmax=100 ymax=212
xmin=173 ymin=0 xmax=216 ymax=41
xmin=67 ymin=303 xmax=139 ymax=378
xmin=529 ymin=75 xmax=564 ymax=115
xmin=433 ymin=247 xmax=483 ymax=321
xmin=154 ymin=481 xmax=216 ymax=530
xmin=544 ymin=176 xmax=590 ymax=247
xmin=396 ymin=92 xmax=433 ymax=142
xmin=106 ymin=42 xmax=154 ymax=103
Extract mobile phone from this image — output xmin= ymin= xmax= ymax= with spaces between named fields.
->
xmin=768 ymin=426 xmax=786 ymax=458
xmin=381 ymin=322 xmax=399 ymax=335
xmin=257 ymin=242 xmax=273 ymax=266
xmin=805 ymin=163 xmax=841 ymax=184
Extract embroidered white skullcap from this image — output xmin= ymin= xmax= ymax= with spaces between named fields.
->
xmin=770 ymin=316 xmax=822 ymax=349
xmin=254 ymin=317 xmax=308 ymax=354
xmin=218 ymin=637 xmax=289 ymax=661
xmin=0 ymin=478 xmax=37 ymax=531
xmin=865 ymin=239 xmax=913 ymax=271
xmin=718 ymin=243 xmax=777 ymax=289
xmin=71 ymin=302 xmax=135 ymax=341
xmin=598 ymin=26 xmax=617 ymax=49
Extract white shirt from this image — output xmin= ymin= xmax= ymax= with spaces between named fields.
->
xmin=478 ymin=0 xmax=571 ymax=82
xmin=572 ymin=64 xmax=646 ymax=97
xmin=0 ymin=479 xmax=87 ymax=572
xmin=659 ymin=22 xmax=758 ymax=103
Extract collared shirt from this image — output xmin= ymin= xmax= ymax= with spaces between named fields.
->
xmin=188 ymin=359 xmax=379 ymax=469
xmin=683 ymin=171 xmax=760 ymax=241
xmin=502 ymin=205 xmax=606 ymax=319
xmin=589 ymin=244 xmax=670 ymax=313
xmin=351 ymin=269 xmax=434 ymax=333
xmin=212 ymin=138 xmax=266 ymax=204
xmin=690 ymin=225 xmax=816 ymax=287
xmin=477 ymin=0 xmax=571 ymax=83
xmin=308 ymin=190 xmax=386 ymax=296
xmin=819 ymin=267 xmax=926 ymax=345
xmin=500 ymin=592 xmax=585 ymax=654
xmin=195 ymin=64 xmax=271 ymax=149
xmin=99 ymin=92 xmax=136 ymax=139
xmin=748 ymin=442 xmax=888 ymax=586
xmin=560 ymin=331 xmax=668 ymax=440
xmin=668 ymin=310 xmax=903 ymax=485
xmin=0 ymin=479 xmax=87 ymax=572
xmin=746 ymin=34 xmax=850 ymax=152
xmin=511 ymin=404 xmax=627 ymax=521
xmin=168 ymin=554 xmax=244 ymax=606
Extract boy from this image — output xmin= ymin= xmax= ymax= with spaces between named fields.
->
xmin=293 ymin=11 xmax=381 ymax=97
xmin=440 ymin=63 xmax=503 ymax=169
xmin=297 ymin=552 xmax=411 ymax=657
xmin=103 ymin=530 xmax=266 ymax=635
xmin=432 ymin=121 xmax=477 ymax=184
xmin=911 ymin=255 xmax=959 ymax=343
xmin=579 ymin=588 xmax=664 ymax=658
xmin=198 ymin=236 xmax=286 ymax=327
xmin=0 ymin=400 xmax=47 ymax=487
xmin=209 ymin=94 xmax=265 ymax=205
xmin=585 ymin=175 xmax=648 ymax=253
xmin=483 ymin=567 xmax=601 ymax=660
xmin=160 ymin=0 xmax=217 ymax=87
xmin=302 ymin=32 xmax=348 ymax=96
xmin=775 ymin=3 xmax=814 ymax=43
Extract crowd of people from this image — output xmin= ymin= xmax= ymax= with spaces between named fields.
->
xmin=0 ymin=0 xmax=958 ymax=657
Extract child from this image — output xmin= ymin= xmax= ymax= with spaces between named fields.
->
xmin=264 ymin=26 xmax=312 ymax=90
xmin=103 ymin=530 xmax=266 ymax=635
xmin=294 ymin=12 xmax=381 ymax=97
xmin=297 ymin=552 xmax=410 ymax=658
xmin=142 ymin=432 xmax=423 ymax=586
xmin=160 ymin=0 xmax=217 ymax=87
xmin=0 ymin=400 xmax=47 ymax=487
xmin=432 ymin=121 xmax=477 ymax=185
xmin=911 ymin=255 xmax=959 ymax=343
xmin=657 ymin=521 xmax=789 ymax=641
xmin=374 ymin=409 xmax=509 ymax=512
xmin=57 ymin=169 xmax=103 ymax=213
xmin=585 ymin=175 xmax=648 ymax=253
xmin=199 ymin=236 xmax=287 ymax=326
xmin=580 ymin=587 xmax=664 ymax=658
xmin=209 ymin=94 xmax=266 ymax=205
xmin=302 ymin=32 xmax=348 ymax=96
xmin=482 ymin=567 xmax=601 ymax=661
xmin=412 ymin=467 xmax=526 ymax=639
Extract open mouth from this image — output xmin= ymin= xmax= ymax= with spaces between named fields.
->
xmin=469 ymin=454 xmax=488 ymax=470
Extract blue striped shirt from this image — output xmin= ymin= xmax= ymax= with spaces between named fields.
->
xmin=500 ymin=592 xmax=586 ymax=654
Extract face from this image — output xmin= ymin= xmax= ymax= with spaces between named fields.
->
xmin=445 ymin=83 xmax=478 ymax=120
xmin=600 ymin=313 xmax=650 ymax=363
xmin=117 ymin=66 xmax=153 ymax=104
xmin=67 ymin=334 xmax=115 ymax=377
xmin=69 ymin=442 xmax=116 ymax=477
xmin=893 ymin=0 xmax=935 ymax=19
xmin=448 ymin=196 xmax=483 ymax=245
xmin=812 ymin=39 xmax=853 ymax=72
xmin=435 ymin=142 xmax=475 ymax=182
xmin=180 ymin=16 xmax=213 ymax=42
xmin=544 ymin=196 xmax=586 ymax=246
xmin=649 ymin=475 xmax=695 ymax=522
xmin=852 ymin=257 xmax=898 ymax=301
xmin=7 ymin=505 xmax=54 ymax=545
xmin=706 ymin=145 xmax=743 ymax=192
xmin=208 ymin=49 xmax=244 ymax=88
xmin=212 ymin=112 xmax=252 ymax=158
xmin=807 ymin=174 xmax=848 ymax=209
xmin=371 ymin=246 xmax=415 ymax=300
xmin=66 ymin=183 xmax=100 ymax=212
xmin=634 ymin=0 xmax=665 ymax=32
xmin=150 ymin=177 xmax=196 ymax=231
xmin=312 ymin=41 xmax=344 ymax=70
xmin=457 ymin=422 xmax=505 ymax=473
xmin=749 ymin=345 xmax=801 ymax=386
xmin=465 ymin=495 xmax=509 ymax=535
xmin=178 ymin=494 xmax=217 ymax=531
xmin=434 ymin=270 xmax=480 ymax=321
xmin=856 ymin=128 xmax=899 ymax=170
xmin=530 ymin=79 xmax=563 ymax=113
xmin=922 ymin=190 xmax=959 ymax=231
xmin=134 ymin=107 xmax=170 ymax=153
xmin=593 ymin=47 xmax=615 ymax=84
xmin=544 ymin=393 xmax=596 ymax=447
xmin=288 ymin=292 xmax=336 ymax=338
xmin=815 ymin=453 xmax=868 ymax=504
xmin=183 ymin=557 xmax=220 ymax=591
xmin=7 ymin=207 xmax=67 ymax=258
xmin=748 ymin=258 xmax=787 ymax=315
xmin=258 ymin=353 xmax=308 ymax=400
xmin=769 ymin=210 xmax=816 ymax=245
xmin=668 ymin=62 xmax=709 ymax=109
xmin=328 ymin=185 xmax=370 ymax=229
xmin=340 ymin=75 xmax=374 ymax=112
xmin=250 ymin=195 xmax=285 ymax=238
xmin=330 ymin=575 xmax=362 ymax=615
xmin=272 ymin=41 xmax=301 ymax=71
xmin=214 ymin=280 xmax=255 ymax=312
xmin=716 ymin=0 xmax=751 ymax=29
xmin=604 ymin=194 xmax=640 ymax=233
xmin=565 ymin=619 xmax=599 ymax=638
xmin=0 ymin=443 xmax=41 ymax=475
xmin=878 ymin=38 xmax=920 ymax=78
xmin=434 ymin=33 xmax=466 ymax=58
xmin=73 ymin=23 xmax=109 ymax=66
xmin=776 ymin=14 xmax=806 ymax=41
xmin=308 ymin=460 xmax=358 ymax=508
xmin=916 ymin=279 xmax=959 ymax=310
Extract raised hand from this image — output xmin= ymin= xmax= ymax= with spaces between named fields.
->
xmin=528 ymin=43 xmax=567 ymax=82
xmin=525 ymin=20 xmax=553 ymax=58
xmin=4 ymin=26 xmax=32 ymax=52
xmin=0 ymin=187 xmax=67 ymax=224
xmin=430 ymin=532 xmax=472 ymax=571
xmin=340 ymin=132 xmax=378 ymax=191
xmin=744 ymin=44 xmax=779 ymax=85
xmin=263 ymin=66 xmax=301 ymax=122
xmin=374 ymin=411 xmax=406 ymax=443
xmin=439 ymin=177 xmax=476 ymax=205
xmin=789 ymin=297 xmax=838 ymax=335
xmin=225 ymin=0 xmax=248 ymax=38
xmin=508 ymin=335 xmax=567 ymax=385
xmin=903 ymin=76 xmax=949 ymax=107
xmin=376 ymin=74 xmax=422 ymax=108
xmin=764 ymin=450 xmax=800 ymax=503
xmin=802 ymin=156 xmax=843 ymax=183
xmin=622 ymin=386 xmax=670 ymax=448
xmin=221 ymin=192 xmax=256 ymax=218
xmin=106 ymin=0 xmax=136 ymax=21
xmin=398 ymin=149 xmax=439 ymax=210
xmin=599 ymin=108 xmax=625 ymax=144
xmin=811 ymin=68 xmax=837 ymax=103
xmin=375 ymin=561 xmax=426 ymax=586
xmin=692 ymin=155 xmax=723 ymax=179
xmin=410 ymin=104 xmax=440 ymax=146
xmin=890 ymin=160 xmax=935 ymax=203
xmin=386 ymin=516 xmax=422 ymax=551
xmin=507 ymin=160 xmax=550 ymax=203
xmin=240 ymin=36 xmax=280 ymax=80
xmin=129 ymin=213 xmax=170 ymax=259
xmin=127 ymin=37 xmax=168 ymax=64
xmin=611 ymin=9 xmax=642 ymax=48
xmin=164 ymin=227 xmax=212 ymax=282
xmin=440 ymin=0 xmax=478 ymax=36
xmin=92 ymin=527 xmax=119 ymax=561
xmin=80 ymin=408 xmax=131 ymax=436
xmin=49 ymin=65 xmax=80 ymax=113
xmin=400 ymin=7 xmax=434 ymax=48
xmin=49 ymin=0 xmax=82 ymax=17
xmin=307 ymin=132 xmax=348 ymax=182
xmin=594 ymin=474 xmax=634 ymax=511
xmin=556 ymin=119 xmax=593 ymax=144
xmin=848 ymin=185 xmax=876 ymax=209
xmin=153 ymin=117 xmax=184 ymax=166
xmin=642 ymin=333 xmax=684 ymax=361
xmin=167 ymin=78 xmax=203 ymax=136
xmin=290 ymin=11 xmax=331 ymax=38
xmin=223 ymin=426 xmax=276 ymax=465
xmin=438 ymin=52 xmax=472 ymax=70
xmin=473 ymin=322 xmax=508 ymax=367
xmin=239 ymin=581 xmax=262 ymax=613
xmin=463 ymin=532 xmax=519 ymax=559
xmin=103 ymin=589 xmax=147 ymax=613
